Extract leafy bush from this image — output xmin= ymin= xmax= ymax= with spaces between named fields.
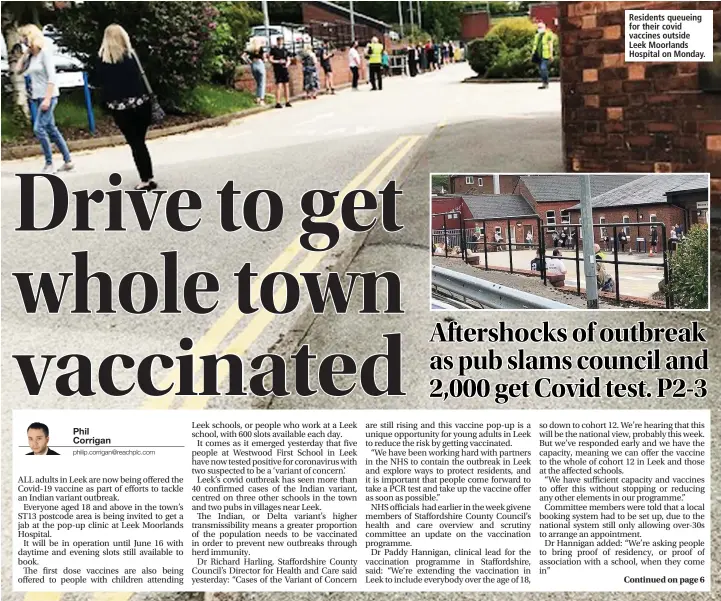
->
xmin=210 ymin=1 xmax=263 ymax=86
xmin=56 ymin=1 xmax=220 ymax=110
xmin=467 ymin=38 xmax=502 ymax=77
xmin=669 ymin=225 xmax=709 ymax=309
xmin=486 ymin=17 xmax=537 ymax=50
xmin=469 ymin=17 xmax=560 ymax=80
xmin=485 ymin=47 xmax=559 ymax=79
xmin=486 ymin=47 xmax=536 ymax=78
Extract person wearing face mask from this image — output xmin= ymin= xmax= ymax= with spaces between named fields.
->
xmin=532 ymin=21 xmax=554 ymax=90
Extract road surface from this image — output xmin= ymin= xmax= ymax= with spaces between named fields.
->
xmin=2 ymin=63 xmax=564 ymax=601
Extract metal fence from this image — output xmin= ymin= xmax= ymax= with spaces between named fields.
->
xmin=432 ymin=212 xmax=675 ymax=308
xmin=540 ymin=222 xmax=672 ymax=308
xmin=432 ymin=266 xmax=578 ymax=310
xmin=432 ymin=213 xmax=546 ymax=276
xmin=305 ymin=20 xmax=373 ymax=47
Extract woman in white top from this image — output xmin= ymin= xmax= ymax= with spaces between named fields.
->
xmin=16 ymin=24 xmax=73 ymax=173
xmin=348 ymin=41 xmax=361 ymax=90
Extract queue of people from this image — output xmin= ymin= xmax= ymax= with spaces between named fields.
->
xmin=14 ymin=27 xmax=459 ymax=185
xmin=407 ymin=39 xmax=457 ymax=78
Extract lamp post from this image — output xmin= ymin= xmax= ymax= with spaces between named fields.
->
xmin=398 ymin=0 xmax=404 ymax=38
xmin=262 ymin=0 xmax=270 ymax=49
xmin=350 ymin=0 xmax=356 ymax=41
xmin=580 ymin=175 xmax=599 ymax=309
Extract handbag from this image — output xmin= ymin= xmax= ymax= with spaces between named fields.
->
xmin=132 ymin=51 xmax=165 ymax=125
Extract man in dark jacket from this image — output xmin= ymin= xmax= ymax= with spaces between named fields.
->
xmin=27 ymin=422 xmax=60 ymax=455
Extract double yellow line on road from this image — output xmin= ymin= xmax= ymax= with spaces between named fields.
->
xmin=142 ymin=133 xmax=420 ymax=411
xmin=182 ymin=134 xmax=422 ymax=410
xmin=22 ymin=134 xmax=422 ymax=601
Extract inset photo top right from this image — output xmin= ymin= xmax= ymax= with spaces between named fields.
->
xmin=431 ymin=173 xmax=710 ymax=311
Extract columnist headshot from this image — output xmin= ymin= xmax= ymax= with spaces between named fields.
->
xmin=26 ymin=423 xmax=60 ymax=455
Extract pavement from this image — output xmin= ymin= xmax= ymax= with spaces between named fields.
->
xmin=4 ymin=59 xmax=718 ymax=601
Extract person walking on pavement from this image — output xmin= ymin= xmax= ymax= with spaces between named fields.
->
xmin=16 ymin=25 xmax=74 ymax=174
xmin=318 ymin=41 xmax=335 ymax=94
xmin=95 ymin=24 xmax=157 ymax=190
xmin=348 ymin=40 xmax=362 ymax=91
xmin=300 ymin=45 xmax=319 ymax=100
xmin=367 ymin=36 xmax=384 ymax=91
xmin=247 ymin=40 xmax=267 ymax=105
xmin=532 ymin=20 xmax=554 ymax=89
xmin=269 ymin=36 xmax=292 ymax=108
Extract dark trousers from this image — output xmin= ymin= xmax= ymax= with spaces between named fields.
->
xmin=370 ymin=63 xmax=383 ymax=90
xmin=350 ymin=66 xmax=359 ymax=89
xmin=112 ymin=103 xmax=153 ymax=181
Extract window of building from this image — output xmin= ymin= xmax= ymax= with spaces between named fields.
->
xmin=495 ymin=226 xmax=502 ymax=237
xmin=623 ymin=215 xmax=630 ymax=236
xmin=649 ymin=214 xmax=658 ymax=229
xmin=561 ymin=210 xmax=571 ymax=224
xmin=478 ymin=177 xmax=483 ymax=186
xmin=599 ymin=216 xmax=607 ymax=239
xmin=466 ymin=176 xmax=474 ymax=185
xmin=546 ymin=210 xmax=556 ymax=232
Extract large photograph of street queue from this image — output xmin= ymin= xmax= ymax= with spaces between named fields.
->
xmin=431 ymin=173 xmax=710 ymax=311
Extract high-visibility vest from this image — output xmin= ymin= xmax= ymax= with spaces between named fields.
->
xmin=533 ymin=30 xmax=554 ymax=60
xmin=368 ymin=42 xmax=383 ymax=64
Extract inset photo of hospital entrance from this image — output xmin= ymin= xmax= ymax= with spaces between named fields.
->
xmin=431 ymin=173 xmax=710 ymax=311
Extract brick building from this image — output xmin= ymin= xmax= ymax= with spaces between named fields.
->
xmin=460 ymin=10 xmax=491 ymax=42
xmin=530 ymin=3 xmax=560 ymax=32
xmin=449 ymin=174 xmax=520 ymax=195
xmin=432 ymin=193 xmax=539 ymax=248
xmin=432 ymin=174 xmax=709 ymax=249
xmin=517 ymin=174 xmax=642 ymax=245
xmin=301 ymin=0 xmax=391 ymax=45
xmin=558 ymin=2 xmax=720 ymax=247
xmin=567 ymin=174 xmax=708 ymax=248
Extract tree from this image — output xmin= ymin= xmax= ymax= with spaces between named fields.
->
xmin=210 ymin=1 xmax=264 ymax=86
xmin=669 ymin=225 xmax=709 ymax=309
xmin=432 ymin=174 xmax=450 ymax=190
xmin=56 ymin=1 xmax=221 ymax=110
xmin=1 ymin=1 xmax=54 ymax=122
xmin=249 ymin=1 xmax=303 ymax=25
xmin=420 ymin=2 xmax=465 ymax=39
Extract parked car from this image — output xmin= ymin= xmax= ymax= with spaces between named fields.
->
xmin=247 ymin=25 xmax=311 ymax=53
xmin=1 ymin=34 xmax=8 ymax=74
xmin=42 ymin=24 xmax=84 ymax=71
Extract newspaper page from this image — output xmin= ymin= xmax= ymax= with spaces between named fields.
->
xmin=1 ymin=2 xmax=718 ymax=601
